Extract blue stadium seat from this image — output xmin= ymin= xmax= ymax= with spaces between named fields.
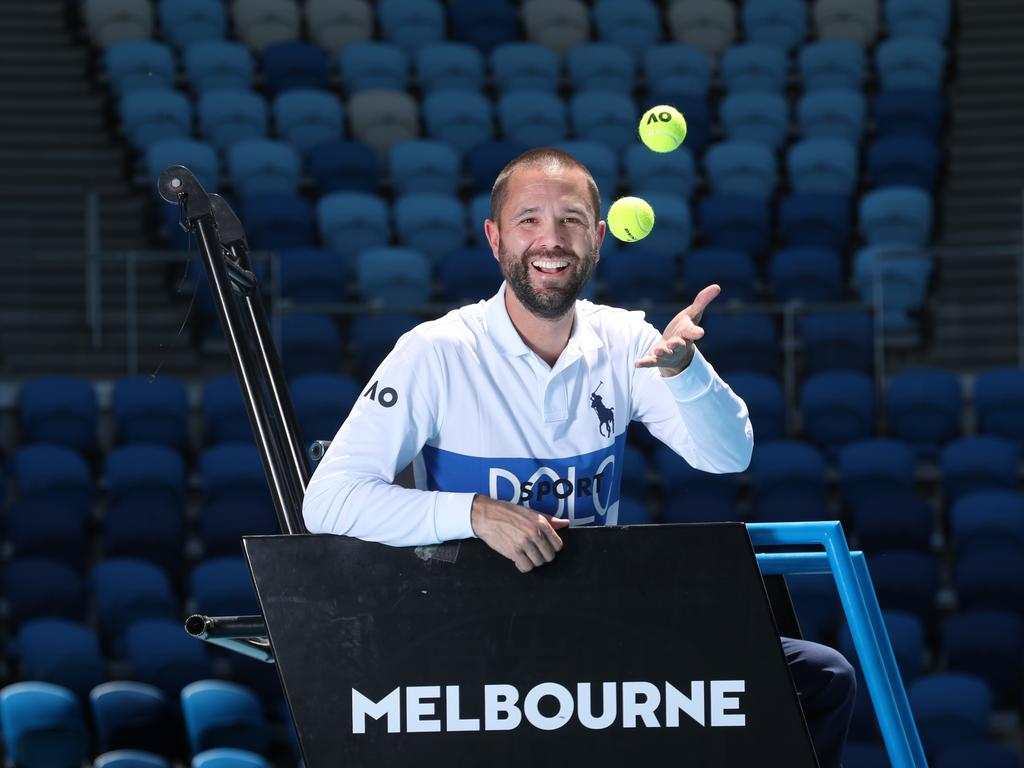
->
xmin=355 ymin=247 xmax=432 ymax=304
xmin=843 ymin=742 xmax=890 ymax=768
xmin=860 ymin=185 xmax=933 ymax=246
xmin=105 ymin=41 xmax=175 ymax=95
xmin=786 ymin=573 xmax=840 ymax=643
xmin=306 ymin=0 xmax=373 ymax=51
xmin=190 ymin=558 xmax=260 ymax=617
xmin=654 ymin=445 xmax=740 ymax=508
xmin=646 ymin=95 xmax=712 ymax=154
xmin=182 ymin=681 xmax=269 ymax=756
xmin=699 ymin=313 xmax=779 ymax=376
xmin=241 ymin=193 xmax=314 ymax=250
xmin=852 ymin=245 xmax=933 ymax=332
xmin=422 ymin=90 xmax=494 ymax=153
xmin=741 ymin=0 xmax=806 ymax=51
xmin=797 ymin=88 xmax=866 ymax=143
xmin=556 ymin=140 xmax=619 ymax=201
xmin=750 ymin=440 xmax=829 ymax=523
xmin=779 ymin=194 xmax=852 ymax=251
xmin=93 ymin=559 xmax=178 ymax=650
xmin=618 ymin=444 xmax=649 ymax=500
xmin=624 ymin=143 xmax=696 ymax=199
xmin=261 ymin=42 xmax=330 ymax=95
xmin=291 ymin=373 xmax=362 ymax=444
xmin=308 ymin=139 xmax=379 ymax=194
xmin=199 ymin=442 xmax=279 ymax=553
xmin=873 ymin=89 xmax=945 ymax=137
xmin=838 ymin=438 xmax=916 ymax=509
xmin=769 ymin=246 xmax=843 ymax=302
xmin=839 ymin=609 xmax=925 ymax=683
xmin=6 ymin=499 xmax=89 ymax=571
xmin=886 ymin=0 xmax=951 ymax=41
xmin=566 ymin=43 xmax=636 ymax=94
xmin=197 ymin=90 xmax=268 ymax=151
xmin=91 ymin=681 xmax=173 ymax=756
xmin=231 ymin=0 xmax=300 ymax=51
xmin=886 ymin=368 xmax=962 ymax=456
xmin=721 ymin=43 xmax=788 ymax=92
xmin=798 ymin=40 xmax=866 ymax=91
xmin=112 ymin=375 xmax=188 ymax=451
xmin=956 ymin=549 xmax=1024 ymax=618
xmin=851 ymin=488 xmax=933 ymax=553
xmin=704 ymin=141 xmax=777 ymax=199
xmin=316 ymin=192 xmax=390 ymax=258
xmin=13 ymin=444 xmax=94 ymax=513
xmin=146 ymin=139 xmax=220 ymax=193
xmin=227 ymin=139 xmax=301 ymax=199
xmin=106 ymin=443 xmax=186 ymax=516
xmin=498 ymin=91 xmax=568 ymax=147
xmin=800 ymin=371 xmax=876 ymax=453
xmin=569 ymin=92 xmax=636 ymax=151
xmin=19 ymin=376 xmax=98 ymax=454
xmin=468 ymin=193 xmax=491 ymax=243
xmin=909 ymin=673 xmax=992 ymax=757
xmin=726 ymin=372 xmax=786 ymax=441
xmin=799 ymin=310 xmax=874 ymax=374
xmin=414 ymin=42 xmax=485 ymax=93
xmin=184 ymin=41 xmax=254 ymax=94
xmin=875 ymin=37 xmax=947 ymax=91
xmin=936 ymin=743 xmax=1022 ymax=768
xmin=786 ymin=138 xmax=858 ymax=196
xmin=280 ymin=314 xmax=343 ymax=380
xmin=120 ymin=88 xmax=192 ymax=150
xmin=337 ymin=42 xmax=409 ymax=94
xmin=867 ymin=135 xmax=941 ymax=189
xmin=203 ymin=376 xmax=251 ymax=445
xmin=0 ymin=682 xmax=89 ymax=768
xmin=15 ymin=619 xmax=105 ymax=699
xmin=126 ymin=619 xmax=212 ymax=698
xmin=682 ymin=247 xmax=756 ymax=302
xmin=642 ymin=44 xmax=711 ymax=98
xmin=942 ymin=610 xmax=1024 ymax=706
xmin=698 ymin=194 xmax=772 ymax=257
xmin=94 ymin=751 xmax=172 ymax=768
xmin=192 ymin=749 xmax=271 ymax=768
xmin=521 ymin=0 xmax=592 ymax=55
xmin=942 ymin=437 xmax=1020 ymax=503
xmin=377 ymin=0 xmax=446 ymax=53
xmin=393 ymin=193 xmax=467 ymax=262
xmin=158 ymin=0 xmax=226 ymax=50
xmin=271 ymin=89 xmax=344 ymax=155
xmin=592 ymin=0 xmax=660 ymax=57
xmin=597 ymin=249 xmax=678 ymax=304
xmin=279 ymin=247 xmax=349 ymax=305
xmin=974 ymin=368 xmax=1024 ymax=446
xmin=351 ymin=313 xmax=422 ymax=379
xmin=951 ymin=491 xmax=1024 ymax=559
xmin=388 ymin=140 xmax=461 ymax=196
xmin=869 ymin=549 xmax=939 ymax=625
xmin=449 ymin=0 xmax=518 ymax=53
xmin=635 ymin=192 xmax=692 ymax=257
xmin=720 ymin=92 xmax=789 ymax=148
xmin=438 ymin=246 xmax=502 ymax=303
xmin=489 ymin=43 xmax=560 ymax=94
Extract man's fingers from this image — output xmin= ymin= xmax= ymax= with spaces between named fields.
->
xmin=540 ymin=516 xmax=567 ymax=552
xmin=521 ymin=539 xmax=548 ymax=567
xmin=688 ymin=284 xmax=721 ymax=319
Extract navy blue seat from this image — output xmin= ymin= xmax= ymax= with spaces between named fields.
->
xmin=158 ymin=0 xmax=225 ymax=49
xmin=388 ymin=140 xmax=461 ymax=196
xmin=13 ymin=443 xmax=94 ymax=513
xmin=842 ymin=742 xmax=890 ymax=768
xmin=566 ymin=43 xmax=636 ymax=94
xmin=598 ymin=248 xmax=678 ymax=304
xmin=6 ymin=499 xmax=89 ymax=572
xmin=838 ymin=438 xmax=916 ymax=510
xmin=779 ymin=194 xmax=851 ymax=251
xmin=704 ymin=141 xmax=777 ymax=199
xmin=16 ymin=619 xmax=105 ymax=700
xmin=242 ymin=193 xmax=314 ymax=250
xmin=337 ymin=42 xmax=409 ymax=94
xmin=936 ymin=743 xmax=1021 ymax=768
xmin=291 ymin=373 xmax=361 ymax=445
xmin=750 ymin=440 xmax=829 ymax=523
xmin=394 ymin=193 xmax=467 ymax=263
xmin=592 ymin=0 xmax=660 ymax=57
xmin=727 ymin=372 xmax=786 ymax=441
xmin=799 ymin=310 xmax=873 ymax=375
xmin=955 ymin=549 xmax=1024 ymax=618
xmin=886 ymin=0 xmax=951 ymax=41
xmin=92 ymin=559 xmax=178 ymax=651
xmin=786 ymin=138 xmax=858 ymax=196
xmin=699 ymin=313 xmax=779 ymax=376
xmin=489 ymin=43 xmax=560 ymax=95
xmin=279 ymin=247 xmax=349 ymax=306
xmin=4 ymin=558 xmax=87 ymax=630
xmin=106 ymin=443 xmax=186 ymax=522
xmin=682 ymin=247 xmax=756 ymax=303
xmin=438 ymin=246 xmax=502 ymax=303
xmin=869 ymin=550 xmax=939 ymax=625
xmin=308 ymin=140 xmax=379 ymax=195
xmin=421 ymin=90 xmax=494 ymax=153
xmin=105 ymin=41 xmax=175 ymax=95
xmin=873 ymin=89 xmax=944 ymax=138
xmin=851 ymin=488 xmax=933 ymax=554
xmin=350 ymin=313 xmax=421 ymax=380
xmin=557 ymin=140 xmax=619 ymax=201
xmin=625 ymin=143 xmax=696 ymax=199
xmin=126 ymin=619 xmax=213 ymax=698
xmin=741 ymin=0 xmax=806 ymax=51
xmin=465 ymin=140 xmax=529 ymax=195
xmin=449 ymin=0 xmax=518 ymax=53
xmin=974 ymin=367 xmax=1024 ymax=447
xmin=415 ymin=42 xmax=486 ymax=94
xmin=886 ymin=368 xmax=962 ymax=456
xmin=951 ymin=491 xmax=1024 ymax=559
xmin=698 ymin=194 xmax=772 ymax=257
xmin=377 ymin=0 xmax=446 ymax=53
xmin=654 ymin=445 xmax=740 ymax=509
xmin=199 ymin=443 xmax=279 ymax=554
xmin=0 ymin=682 xmax=89 ymax=768
xmin=867 ymin=135 xmax=941 ymax=189
xmin=909 ymin=673 xmax=992 ymax=757
xmin=786 ymin=573 xmax=840 ymax=643
xmin=19 ymin=376 xmax=97 ymax=455
xmin=720 ymin=92 xmax=789 ymax=148
xmin=120 ymin=88 xmax=192 ymax=150
xmin=355 ymin=246 xmax=432 ymax=304
xmin=280 ymin=314 xmax=343 ymax=380
xmin=190 ymin=558 xmax=260 ymax=618
xmin=261 ymin=42 xmax=330 ymax=95
xmin=942 ymin=437 xmax=1020 ymax=503
xmin=839 ymin=609 xmax=926 ymax=684
xmin=798 ymin=40 xmax=865 ymax=91
xmin=112 ymin=375 xmax=189 ymax=451
xmin=90 ymin=681 xmax=173 ymax=756
xmin=942 ymin=610 xmax=1024 ymax=706
xmin=875 ymin=37 xmax=947 ymax=92
xmin=797 ymin=88 xmax=866 ymax=143
xmin=770 ymin=246 xmax=843 ymax=302
xmin=800 ymin=371 xmax=875 ymax=453
xmin=646 ymin=94 xmax=712 ymax=154
xmin=721 ymin=43 xmax=787 ymax=92
xmin=181 ymin=680 xmax=270 ymax=756
xmin=618 ymin=444 xmax=649 ymax=500
xmin=498 ymin=91 xmax=567 ymax=147
xmin=184 ymin=41 xmax=254 ymax=94
xmin=271 ymin=89 xmax=344 ymax=155
xmin=203 ymin=376 xmax=251 ymax=445
xmin=642 ymin=44 xmax=711 ymax=98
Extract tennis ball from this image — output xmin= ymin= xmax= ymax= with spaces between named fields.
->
xmin=607 ymin=196 xmax=655 ymax=242
xmin=639 ymin=105 xmax=687 ymax=152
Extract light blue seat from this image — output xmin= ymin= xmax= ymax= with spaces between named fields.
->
xmin=356 ymin=247 xmax=432 ymax=304
xmin=859 ymin=186 xmax=933 ymax=247
xmin=798 ymin=39 xmax=866 ymax=91
xmin=592 ymin=0 xmax=660 ymax=58
xmin=704 ymin=141 xmax=777 ymax=199
xmin=886 ymin=367 xmax=962 ymax=457
xmin=181 ymin=681 xmax=269 ymax=757
xmin=625 ymin=143 xmax=696 ymax=199
xmin=105 ymin=41 xmax=175 ymax=95
xmin=797 ymin=88 xmax=866 ymax=142
xmin=642 ymin=44 xmax=711 ymax=98
xmin=377 ymin=0 xmax=446 ymax=53
xmin=421 ymin=90 xmax=494 ymax=153
xmin=197 ymin=90 xmax=268 ymax=151
xmin=468 ymin=193 xmax=491 ymax=244
xmin=741 ymin=0 xmax=807 ymax=51
xmin=565 ymin=43 xmax=636 ymax=94
xmin=800 ymin=371 xmax=876 ymax=453
xmin=637 ymin=192 xmax=692 ymax=256
xmin=779 ymin=193 xmax=852 ymax=251
xmin=394 ymin=193 xmax=467 ymax=262
xmin=498 ymin=91 xmax=568 ymax=146
xmin=770 ymin=246 xmax=843 ymax=302
xmin=682 ymin=247 xmax=756 ymax=302
xmin=388 ymin=140 xmax=461 ymax=196
xmin=120 ymin=88 xmax=192 ymax=150
xmin=875 ymin=37 xmax=947 ymax=91
xmin=183 ymin=41 xmax=254 ymax=94
xmin=867 ymin=135 xmax=941 ymax=190
xmin=94 ymin=750 xmax=171 ymax=768
xmin=974 ymin=368 xmax=1024 ymax=447
xmin=315 ymin=192 xmax=390 ymax=258
xmin=569 ymin=92 xmax=636 ymax=151
xmin=158 ymin=0 xmax=226 ymax=50
xmin=721 ymin=43 xmax=788 ymax=92
xmin=555 ymin=140 xmax=618 ymax=202
xmin=272 ymin=89 xmax=344 ymax=155
xmin=414 ymin=42 xmax=485 ymax=93
xmin=720 ymin=91 xmax=789 ymax=148
xmin=787 ymin=138 xmax=858 ymax=196
xmin=227 ymin=139 xmax=302 ymax=199
xmin=191 ymin=748 xmax=270 ymax=768
xmin=489 ymin=43 xmax=560 ymax=94
xmin=0 ymin=682 xmax=89 ymax=768
xmin=338 ymin=42 xmax=409 ymax=94
xmin=886 ymin=0 xmax=951 ymax=41
xmin=852 ymin=245 xmax=932 ymax=332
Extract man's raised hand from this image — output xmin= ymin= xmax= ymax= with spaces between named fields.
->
xmin=634 ymin=284 xmax=721 ymax=376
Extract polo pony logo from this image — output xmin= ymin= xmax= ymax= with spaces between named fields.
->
xmin=590 ymin=382 xmax=615 ymax=438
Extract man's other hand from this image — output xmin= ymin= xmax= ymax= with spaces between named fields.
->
xmin=470 ymin=495 xmax=569 ymax=573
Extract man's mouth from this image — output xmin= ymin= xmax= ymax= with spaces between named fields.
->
xmin=531 ymin=258 xmax=570 ymax=274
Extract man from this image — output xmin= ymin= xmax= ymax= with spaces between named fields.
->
xmin=303 ymin=148 xmax=855 ymax=767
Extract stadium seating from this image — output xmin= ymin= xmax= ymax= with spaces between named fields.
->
xmin=90 ymin=681 xmax=175 ymax=757
xmin=666 ymin=0 xmax=736 ymax=56
xmin=306 ymin=0 xmax=373 ymax=52
xmin=184 ymin=42 xmax=255 ymax=94
xmin=377 ymin=0 xmax=446 ymax=53
xmin=261 ymin=42 xmax=330 ymax=94
xmin=0 ymin=682 xmax=90 ymax=767
xmin=158 ymin=0 xmax=226 ymax=50
xmin=231 ymin=0 xmax=300 ymax=52
xmin=973 ymin=367 xmax=1024 ymax=446
xmin=338 ymin=42 xmax=409 ymax=94
xmin=104 ymin=41 xmax=175 ymax=95
xmin=182 ymin=681 xmax=270 ymax=756
xmin=414 ymin=42 xmax=486 ymax=94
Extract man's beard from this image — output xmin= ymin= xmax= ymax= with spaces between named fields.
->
xmin=498 ymin=242 xmax=598 ymax=320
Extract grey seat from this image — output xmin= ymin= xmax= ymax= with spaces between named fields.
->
xmin=232 ymin=0 xmax=301 ymax=51
xmin=306 ymin=0 xmax=374 ymax=52
xmin=666 ymin=0 xmax=737 ymax=58
xmin=347 ymin=89 xmax=420 ymax=155
xmin=84 ymin=0 xmax=154 ymax=47
xmin=521 ymin=0 xmax=591 ymax=54
xmin=813 ymin=0 xmax=879 ymax=45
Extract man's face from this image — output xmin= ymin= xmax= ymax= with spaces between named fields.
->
xmin=485 ymin=164 xmax=605 ymax=320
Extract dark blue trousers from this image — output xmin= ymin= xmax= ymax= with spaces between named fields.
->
xmin=781 ymin=637 xmax=857 ymax=768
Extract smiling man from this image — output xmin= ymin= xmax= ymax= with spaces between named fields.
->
xmin=303 ymin=148 xmax=854 ymax=767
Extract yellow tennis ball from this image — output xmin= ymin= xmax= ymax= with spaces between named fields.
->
xmin=607 ymin=196 xmax=655 ymax=242
xmin=639 ymin=105 xmax=687 ymax=152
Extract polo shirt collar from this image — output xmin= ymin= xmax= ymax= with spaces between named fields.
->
xmin=484 ymin=282 xmax=604 ymax=361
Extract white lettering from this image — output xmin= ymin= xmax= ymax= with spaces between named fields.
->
xmin=524 ymin=683 xmax=574 ymax=731
xmin=592 ymin=454 xmax=616 ymax=517
xmin=577 ymin=682 xmax=617 ymax=729
xmin=665 ymin=681 xmax=705 ymax=726
xmin=405 ymin=686 xmax=441 ymax=733
xmin=484 ymin=684 xmax=522 ymax=731
xmin=622 ymin=681 xmax=661 ymax=728
xmin=445 ymin=685 xmax=480 ymax=732
xmin=351 ymin=687 xmax=400 ymax=734
xmin=489 ymin=467 xmax=521 ymax=504
xmin=710 ymin=680 xmax=746 ymax=726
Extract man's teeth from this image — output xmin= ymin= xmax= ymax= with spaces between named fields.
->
xmin=532 ymin=260 xmax=569 ymax=269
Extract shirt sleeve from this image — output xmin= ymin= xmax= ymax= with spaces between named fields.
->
xmin=629 ymin=318 xmax=754 ymax=473
xmin=301 ymin=328 xmax=477 ymax=546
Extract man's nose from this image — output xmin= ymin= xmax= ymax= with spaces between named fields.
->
xmin=534 ymin=218 xmax=569 ymax=250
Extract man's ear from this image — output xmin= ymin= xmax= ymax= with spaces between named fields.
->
xmin=484 ymin=218 xmax=501 ymax=260
xmin=596 ymin=219 xmax=607 ymax=259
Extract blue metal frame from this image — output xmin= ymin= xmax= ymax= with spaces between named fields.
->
xmin=748 ymin=521 xmax=928 ymax=768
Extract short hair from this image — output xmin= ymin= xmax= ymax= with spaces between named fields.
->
xmin=489 ymin=147 xmax=601 ymax=226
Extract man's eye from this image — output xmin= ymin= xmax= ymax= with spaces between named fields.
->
xmin=520 ymin=217 xmax=537 ymax=224
xmin=563 ymin=217 xmax=581 ymax=224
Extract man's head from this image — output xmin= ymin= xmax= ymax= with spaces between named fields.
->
xmin=484 ymin=148 xmax=606 ymax=320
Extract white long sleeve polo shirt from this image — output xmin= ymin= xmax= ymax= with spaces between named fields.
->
xmin=302 ymin=283 xmax=753 ymax=546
